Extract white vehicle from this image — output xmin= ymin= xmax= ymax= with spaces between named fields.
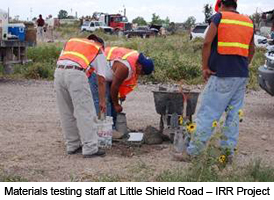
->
xmin=81 ymin=21 xmax=113 ymax=34
xmin=190 ymin=24 xmax=209 ymax=40
xmin=254 ymin=34 xmax=269 ymax=48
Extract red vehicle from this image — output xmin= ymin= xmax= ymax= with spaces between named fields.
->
xmin=93 ymin=12 xmax=132 ymax=33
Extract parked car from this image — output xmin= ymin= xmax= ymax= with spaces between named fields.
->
xmin=81 ymin=21 xmax=113 ymax=34
xmin=190 ymin=24 xmax=209 ymax=40
xmin=254 ymin=34 xmax=269 ymax=48
xmin=258 ymin=45 xmax=274 ymax=96
xmin=124 ymin=26 xmax=158 ymax=38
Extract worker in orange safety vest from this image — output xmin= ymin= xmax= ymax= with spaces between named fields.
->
xmin=88 ymin=46 xmax=154 ymax=127
xmin=55 ymin=34 xmax=108 ymax=158
xmin=178 ymin=0 xmax=255 ymax=162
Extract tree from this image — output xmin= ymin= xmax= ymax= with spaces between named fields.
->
xmin=132 ymin=17 xmax=147 ymax=26
xmin=164 ymin=17 xmax=170 ymax=25
xmin=184 ymin=16 xmax=196 ymax=30
xmin=151 ymin=13 xmax=162 ymax=24
xmin=203 ymin=4 xmax=213 ymax=23
xmin=250 ymin=9 xmax=262 ymax=28
xmin=151 ymin=13 xmax=170 ymax=25
xmin=58 ymin=10 xmax=68 ymax=19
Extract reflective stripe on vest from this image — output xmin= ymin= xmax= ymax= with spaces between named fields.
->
xmin=220 ymin=19 xmax=253 ymax=28
xmin=69 ymin=38 xmax=101 ymax=50
xmin=107 ymin=47 xmax=118 ymax=60
xmin=61 ymin=51 xmax=90 ymax=65
xmin=58 ymin=38 xmax=101 ymax=69
xmin=218 ymin=12 xmax=254 ymax=57
xmin=218 ymin=42 xmax=249 ymax=49
xmin=122 ymin=51 xmax=138 ymax=59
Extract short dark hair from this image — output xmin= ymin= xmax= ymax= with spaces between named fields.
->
xmin=87 ymin=34 xmax=105 ymax=48
xmin=221 ymin=0 xmax=237 ymax=10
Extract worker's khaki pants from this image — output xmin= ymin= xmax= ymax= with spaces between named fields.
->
xmin=37 ymin=26 xmax=44 ymax=42
xmin=54 ymin=68 xmax=98 ymax=155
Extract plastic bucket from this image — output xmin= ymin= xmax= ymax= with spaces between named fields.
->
xmin=95 ymin=116 xmax=113 ymax=148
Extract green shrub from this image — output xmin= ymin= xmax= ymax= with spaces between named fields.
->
xmin=0 ymin=64 xmax=4 ymax=75
xmin=248 ymin=48 xmax=266 ymax=90
xmin=156 ymin=159 xmax=274 ymax=182
xmin=2 ymin=32 xmax=266 ymax=85
xmin=27 ymin=44 xmax=62 ymax=63
xmin=23 ymin=62 xmax=55 ymax=79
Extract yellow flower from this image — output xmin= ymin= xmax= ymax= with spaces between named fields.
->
xmin=212 ymin=120 xmax=218 ymax=128
xmin=238 ymin=109 xmax=244 ymax=122
xmin=238 ymin=109 xmax=244 ymax=118
xmin=187 ymin=123 xmax=196 ymax=134
xmin=219 ymin=155 xmax=226 ymax=163
xmin=179 ymin=116 xmax=184 ymax=125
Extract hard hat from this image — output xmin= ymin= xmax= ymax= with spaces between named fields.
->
xmin=214 ymin=0 xmax=222 ymax=12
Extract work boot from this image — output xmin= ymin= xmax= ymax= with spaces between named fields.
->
xmin=67 ymin=146 xmax=82 ymax=155
xmin=83 ymin=149 xmax=106 ymax=158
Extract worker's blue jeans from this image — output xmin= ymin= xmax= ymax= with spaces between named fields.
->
xmin=88 ymin=73 xmax=112 ymax=117
xmin=187 ymin=76 xmax=248 ymax=156
xmin=88 ymin=73 xmax=117 ymax=126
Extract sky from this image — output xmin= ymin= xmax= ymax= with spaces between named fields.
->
xmin=1 ymin=0 xmax=273 ymax=23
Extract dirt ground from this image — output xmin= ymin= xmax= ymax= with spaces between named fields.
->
xmin=0 ymin=78 xmax=273 ymax=181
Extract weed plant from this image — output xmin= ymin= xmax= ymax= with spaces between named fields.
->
xmin=0 ymin=30 xmax=266 ymax=87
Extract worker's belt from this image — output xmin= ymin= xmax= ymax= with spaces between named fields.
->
xmin=57 ymin=65 xmax=85 ymax=72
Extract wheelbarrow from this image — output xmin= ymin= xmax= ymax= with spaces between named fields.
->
xmin=152 ymin=89 xmax=200 ymax=141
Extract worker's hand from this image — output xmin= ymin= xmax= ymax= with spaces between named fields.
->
xmin=114 ymin=104 xmax=123 ymax=113
xmin=202 ymin=68 xmax=216 ymax=82
xmin=99 ymin=101 xmax=106 ymax=114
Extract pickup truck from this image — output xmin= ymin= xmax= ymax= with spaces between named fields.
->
xmin=124 ymin=26 xmax=158 ymax=38
xmin=258 ymin=43 xmax=274 ymax=96
xmin=81 ymin=21 xmax=113 ymax=34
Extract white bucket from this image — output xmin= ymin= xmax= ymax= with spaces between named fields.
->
xmin=95 ymin=116 xmax=113 ymax=148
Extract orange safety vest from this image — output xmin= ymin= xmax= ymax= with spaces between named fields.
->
xmin=58 ymin=38 xmax=103 ymax=74
xmin=218 ymin=11 xmax=254 ymax=57
xmin=105 ymin=47 xmax=139 ymax=98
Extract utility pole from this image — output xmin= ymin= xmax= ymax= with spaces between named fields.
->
xmin=7 ymin=7 xmax=9 ymax=22
xmin=30 ymin=7 xmax=33 ymax=21
xmin=123 ymin=5 xmax=126 ymax=17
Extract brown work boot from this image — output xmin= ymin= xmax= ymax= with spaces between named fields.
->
xmin=83 ymin=149 xmax=106 ymax=158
